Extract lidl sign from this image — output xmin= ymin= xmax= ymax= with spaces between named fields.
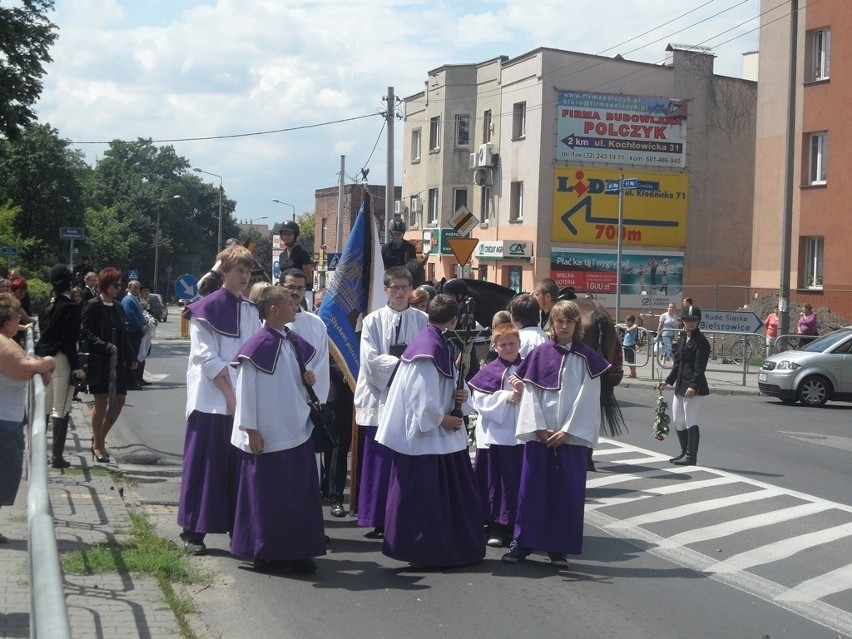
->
xmin=552 ymin=166 xmax=688 ymax=248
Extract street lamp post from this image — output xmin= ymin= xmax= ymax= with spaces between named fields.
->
xmin=272 ymin=199 xmax=296 ymax=222
xmin=154 ymin=195 xmax=181 ymax=294
xmin=194 ymin=167 xmax=224 ymax=253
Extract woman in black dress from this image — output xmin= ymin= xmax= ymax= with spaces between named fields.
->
xmin=80 ymin=268 xmax=137 ymax=462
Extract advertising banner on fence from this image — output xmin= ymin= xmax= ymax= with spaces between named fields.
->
xmin=552 ymin=166 xmax=688 ymax=247
xmin=556 ymin=91 xmax=687 ymax=168
xmin=550 ymin=247 xmax=684 ymax=310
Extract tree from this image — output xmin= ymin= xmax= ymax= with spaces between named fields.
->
xmin=0 ymin=200 xmax=44 ymax=277
xmin=0 ymin=123 xmax=86 ymax=270
xmin=0 ymin=0 xmax=58 ymax=139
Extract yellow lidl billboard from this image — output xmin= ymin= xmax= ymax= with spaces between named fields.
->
xmin=552 ymin=167 xmax=688 ymax=248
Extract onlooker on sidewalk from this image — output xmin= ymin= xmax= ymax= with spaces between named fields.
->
xmin=796 ymin=303 xmax=819 ymax=336
xmin=81 ymin=268 xmax=138 ymax=464
xmin=121 ymin=280 xmax=147 ymax=389
xmin=764 ymin=305 xmax=779 ymax=357
xmin=0 ymin=292 xmax=55 ymax=542
xmin=616 ymin=314 xmax=638 ymax=378
xmin=36 ymin=265 xmax=86 ymax=468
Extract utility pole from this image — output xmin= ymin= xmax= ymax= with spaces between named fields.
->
xmin=336 ymin=155 xmax=345 ymax=252
xmin=778 ymin=0 xmax=799 ymax=334
xmin=386 ymin=86 xmax=395 ymax=234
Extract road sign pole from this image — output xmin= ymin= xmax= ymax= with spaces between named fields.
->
xmin=615 ymin=174 xmax=624 ymax=324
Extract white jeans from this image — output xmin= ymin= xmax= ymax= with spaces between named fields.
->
xmin=44 ymin=352 xmax=73 ymax=419
xmin=671 ymin=393 xmax=702 ymax=431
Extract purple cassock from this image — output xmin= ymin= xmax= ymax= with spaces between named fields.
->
xmin=229 ymin=327 xmax=325 ymax=563
xmin=380 ymin=324 xmax=485 ymax=567
xmin=513 ymin=340 xmax=610 ymax=556
xmin=178 ymin=287 xmax=253 ymax=536
xmin=468 ymin=356 xmax=524 ymax=531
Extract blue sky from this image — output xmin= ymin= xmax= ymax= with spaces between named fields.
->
xmin=37 ymin=0 xmax=761 ymax=227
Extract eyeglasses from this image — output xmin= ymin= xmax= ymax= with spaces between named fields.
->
xmin=112 ymin=283 xmax=122 ymax=289
xmin=386 ymin=285 xmax=410 ymax=292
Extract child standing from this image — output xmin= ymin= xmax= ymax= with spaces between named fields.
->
xmin=468 ymin=323 xmax=525 ymax=548
xmin=502 ymin=300 xmax=610 ymax=569
xmin=616 ymin=314 xmax=638 ymax=378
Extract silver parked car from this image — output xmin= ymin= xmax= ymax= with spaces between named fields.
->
xmin=758 ymin=326 xmax=852 ymax=407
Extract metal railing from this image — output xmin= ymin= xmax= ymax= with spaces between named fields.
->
xmin=24 ymin=328 xmax=71 ymax=639
xmin=630 ymin=327 xmax=766 ymax=386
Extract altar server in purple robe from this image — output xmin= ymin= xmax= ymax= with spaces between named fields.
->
xmin=230 ymin=286 xmax=325 ymax=574
xmin=177 ymin=244 xmax=261 ymax=556
xmin=502 ymin=300 xmax=610 ymax=569
xmin=377 ymin=294 xmax=485 ymax=568
xmin=354 ymin=266 xmax=428 ymax=538
xmin=468 ymin=323 xmax=525 ymax=549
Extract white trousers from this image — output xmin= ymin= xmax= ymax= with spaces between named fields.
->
xmin=44 ymin=352 xmax=73 ymax=419
xmin=671 ymin=393 xmax=702 ymax=431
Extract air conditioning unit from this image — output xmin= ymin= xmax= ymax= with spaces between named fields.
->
xmin=394 ymin=200 xmax=407 ymax=215
xmin=469 ymin=153 xmax=478 ymax=169
xmin=410 ymin=198 xmax=421 ymax=213
xmin=477 ymin=143 xmax=496 ymax=167
xmin=473 ymin=168 xmax=492 ymax=187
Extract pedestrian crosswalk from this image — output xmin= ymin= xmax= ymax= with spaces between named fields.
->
xmin=587 ymin=439 xmax=852 ymax=637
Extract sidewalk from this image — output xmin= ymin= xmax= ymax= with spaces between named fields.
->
xmin=619 ymin=356 xmax=762 ymax=397
xmin=0 ymin=401 xmax=182 ymax=639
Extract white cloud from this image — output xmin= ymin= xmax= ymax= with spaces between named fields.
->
xmin=39 ymin=0 xmax=760 ymax=223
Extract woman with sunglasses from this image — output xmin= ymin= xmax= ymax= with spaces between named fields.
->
xmin=80 ymin=268 xmax=138 ymax=462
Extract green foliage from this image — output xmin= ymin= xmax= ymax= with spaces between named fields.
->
xmin=0 ymin=200 xmax=44 ymax=276
xmin=60 ymin=511 xmax=210 ymax=585
xmin=24 ymin=276 xmax=50 ymax=311
xmin=82 ymin=206 xmax=144 ymax=271
xmin=0 ymin=123 xmax=86 ymax=269
xmin=297 ymin=212 xmax=316 ymax=257
xmin=0 ymin=1 xmax=58 ymax=138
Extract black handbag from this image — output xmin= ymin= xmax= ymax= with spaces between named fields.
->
xmin=288 ymin=330 xmax=339 ymax=453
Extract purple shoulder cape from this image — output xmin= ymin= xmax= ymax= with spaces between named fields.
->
xmin=185 ymin=287 xmax=255 ymax=338
xmin=468 ymin=356 xmax=521 ymax=393
xmin=232 ymin=324 xmax=315 ymax=374
xmin=516 ymin=340 xmax=611 ymax=390
xmin=400 ymin=324 xmax=454 ymax=379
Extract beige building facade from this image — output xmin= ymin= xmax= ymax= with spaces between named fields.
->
xmin=401 ymin=45 xmax=757 ymax=315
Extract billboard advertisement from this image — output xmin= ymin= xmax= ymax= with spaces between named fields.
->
xmin=552 ymin=166 xmax=688 ymax=248
xmin=556 ymin=91 xmax=687 ymax=168
xmin=550 ymin=247 xmax=684 ymax=311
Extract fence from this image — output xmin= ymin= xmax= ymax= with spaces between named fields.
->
xmin=24 ymin=328 xmax=71 ymax=639
xmin=627 ymin=326 xmax=765 ymax=386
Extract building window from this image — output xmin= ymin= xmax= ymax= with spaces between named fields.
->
xmin=507 ymin=266 xmax=522 ymax=293
xmin=429 ymin=116 xmax=441 ymax=151
xmin=804 ymin=236 xmax=824 ymax=289
xmin=509 ymin=181 xmax=523 ymax=222
xmin=480 ymin=185 xmax=492 ymax=221
xmin=428 ymin=187 xmax=439 ymax=226
xmin=455 ymin=114 xmax=471 ymax=147
xmin=453 ymin=188 xmax=468 ymax=212
xmin=807 ymin=132 xmax=828 ymax=185
xmin=482 ymin=109 xmax=492 ymax=143
xmin=320 ymin=217 xmax=328 ymax=247
xmin=512 ymin=102 xmax=526 ymax=139
xmin=411 ymin=129 xmax=421 ymax=163
xmin=408 ymin=196 xmax=419 ymax=229
xmin=807 ymin=28 xmax=830 ymax=81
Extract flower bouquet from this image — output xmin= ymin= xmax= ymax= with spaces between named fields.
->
xmin=652 ymin=392 xmax=671 ymax=441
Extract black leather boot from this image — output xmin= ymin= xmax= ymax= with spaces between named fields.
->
xmin=51 ymin=416 xmax=71 ymax=468
xmin=673 ymin=426 xmax=699 ymax=466
xmin=668 ymin=428 xmax=689 ymax=463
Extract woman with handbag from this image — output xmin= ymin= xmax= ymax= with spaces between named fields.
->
xmin=80 ymin=268 xmax=138 ymax=463
xmin=36 ymin=265 xmax=86 ymax=468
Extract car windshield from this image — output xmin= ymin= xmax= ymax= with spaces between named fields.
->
xmin=800 ymin=330 xmax=852 ymax=353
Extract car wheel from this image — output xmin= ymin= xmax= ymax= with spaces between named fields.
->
xmin=797 ymin=375 xmax=831 ymax=407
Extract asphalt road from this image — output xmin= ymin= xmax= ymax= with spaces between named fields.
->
xmin=107 ymin=318 xmax=852 ymax=639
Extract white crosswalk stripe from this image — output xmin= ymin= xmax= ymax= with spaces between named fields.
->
xmin=588 ymin=438 xmax=852 ymax=637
